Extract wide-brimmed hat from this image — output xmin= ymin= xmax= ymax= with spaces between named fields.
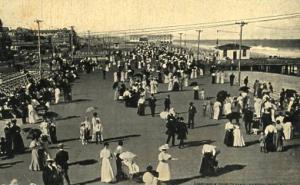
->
xmin=159 ymin=144 xmax=169 ymax=151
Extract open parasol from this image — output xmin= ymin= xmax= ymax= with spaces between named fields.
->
xmin=86 ymin=106 xmax=97 ymax=113
xmin=119 ymin=151 xmax=137 ymax=160
xmin=239 ymin=86 xmax=250 ymax=93
xmin=160 ymin=111 xmax=169 ymax=120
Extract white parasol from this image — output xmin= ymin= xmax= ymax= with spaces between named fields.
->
xmin=160 ymin=111 xmax=169 ymax=120
xmin=86 ymin=106 xmax=97 ymax=113
xmin=119 ymin=151 xmax=137 ymax=160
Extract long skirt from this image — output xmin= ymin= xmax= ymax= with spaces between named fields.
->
xmin=101 ymin=158 xmax=116 ymax=183
xmin=283 ymin=123 xmax=292 ymax=140
xmin=194 ymin=90 xmax=199 ymax=100
xmin=137 ymin=104 xmax=145 ymax=116
xmin=173 ymin=82 xmax=180 ymax=91
xmin=233 ymin=129 xmax=245 ymax=147
xmin=29 ymin=149 xmax=41 ymax=171
xmin=213 ymin=107 xmax=220 ymax=120
xmin=265 ymin=133 xmax=275 ymax=152
xmin=224 ymin=130 xmax=234 ymax=147
xmin=199 ymin=153 xmax=217 ymax=176
xmin=275 ymin=131 xmax=284 ymax=152
xmin=156 ymin=161 xmax=170 ymax=181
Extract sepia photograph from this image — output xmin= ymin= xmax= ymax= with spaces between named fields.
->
xmin=0 ymin=0 xmax=300 ymax=184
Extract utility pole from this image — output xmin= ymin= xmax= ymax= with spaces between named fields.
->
xmin=70 ymin=26 xmax=74 ymax=63
xmin=87 ymin=30 xmax=90 ymax=57
xmin=179 ymin=33 xmax=183 ymax=53
xmin=124 ymin=32 xmax=127 ymax=50
xmin=35 ymin=19 xmax=43 ymax=78
xmin=216 ymin=30 xmax=220 ymax=47
xmin=196 ymin=30 xmax=202 ymax=60
xmin=236 ymin=21 xmax=247 ymax=86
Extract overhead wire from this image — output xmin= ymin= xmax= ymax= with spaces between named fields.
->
xmin=77 ymin=12 xmax=300 ymax=36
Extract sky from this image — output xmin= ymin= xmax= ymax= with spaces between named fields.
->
xmin=1 ymin=0 xmax=300 ymax=39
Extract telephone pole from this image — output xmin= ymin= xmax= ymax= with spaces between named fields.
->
xmin=179 ymin=33 xmax=183 ymax=53
xmin=35 ymin=19 xmax=43 ymax=78
xmin=196 ymin=30 xmax=202 ymax=60
xmin=87 ymin=30 xmax=91 ymax=57
xmin=70 ymin=26 xmax=74 ymax=63
xmin=236 ymin=21 xmax=247 ymax=86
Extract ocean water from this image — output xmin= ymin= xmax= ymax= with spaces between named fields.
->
xmin=176 ymin=39 xmax=300 ymax=58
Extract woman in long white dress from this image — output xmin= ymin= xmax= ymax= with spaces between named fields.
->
xmin=150 ymin=80 xmax=155 ymax=94
xmin=29 ymin=138 xmax=41 ymax=171
xmin=156 ymin=144 xmax=176 ymax=182
xmin=254 ymin=97 xmax=262 ymax=118
xmin=28 ymin=103 xmax=39 ymax=124
xmin=183 ymin=73 xmax=189 ymax=87
xmin=233 ymin=125 xmax=245 ymax=147
xmin=216 ymin=71 xmax=220 ymax=84
xmin=113 ymin=72 xmax=118 ymax=82
xmin=220 ymin=71 xmax=225 ymax=84
xmin=120 ymin=71 xmax=125 ymax=82
xmin=54 ymin=87 xmax=60 ymax=104
xmin=282 ymin=121 xmax=293 ymax=140
xmin=168 ymin=79 xmax=173 ymax=91
xmin=100 ymin=143 xmax=116 ymax=183
xmin=213 ymin=101 xmax=221 ymax=120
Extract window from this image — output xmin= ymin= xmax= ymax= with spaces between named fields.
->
xmin=223 ymin=50 xmax=227 ymax=57
xmin=243 ymin=49 xmax=247 ymax=57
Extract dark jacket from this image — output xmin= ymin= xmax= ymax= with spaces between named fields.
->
xmin=243 ymin=109 xmax=254 ymax=122
xmin=149 ymin=97 xmax=156 ymax=107
xmin=188 ymin=105 xmax=197 ymax=117
xmin=55 ymin=150 xmax=69 ymax=170
xmin=164 ymin=98 xmax=171 ymax=107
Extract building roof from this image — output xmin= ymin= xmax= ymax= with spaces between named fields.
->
xmin=215 ymin=43 xmax=251 ymax=50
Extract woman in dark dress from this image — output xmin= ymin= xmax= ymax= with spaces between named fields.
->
xmin=199 ymin=144 xmax=218 ymax=177
xmin=265 ymin=124 xmax=277 ymax=152
xmin=193 ymin=85 xmax=199 ymax=100
xmin=275 ymin=121 xmax=285 ymax=152
xmin=137 ymin=97 xmax=145 ymax=116
xmin=49 ymin=120 xmax=57 ymax=144
xmin=11 ymin=120 xmax=25 ymax=154
xmin=224 ymin=121 xmax=234 ymax=147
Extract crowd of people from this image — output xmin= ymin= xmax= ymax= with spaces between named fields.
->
xmin=1 ymin=41 xmax=299 ymax=185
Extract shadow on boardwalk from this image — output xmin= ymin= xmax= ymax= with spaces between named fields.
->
xmin=69 ymin=159 xmax=98 ymax=166
xmin=184 ymin=139 xmax=215 ymax=148
xmin=194 ymin=123 xmax=220 ymax=129
xmin=0 ymin=160 xmax=23 ymax=169
xmin=104 ymin=134 xmax=141 ymax=143
xmin=216 ymin=164 xmax=246 ymax=176
xmin=168 ymin=175 xmax=201 ymax=185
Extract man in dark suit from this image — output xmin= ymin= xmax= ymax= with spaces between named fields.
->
xmin=55 ymin=143 xmax=70 ymax=185
xmin=229 ymin=73 xmax=235 ymax=86
xmin=188 ymin=102 xmax=197 ymax=129
xmin=148 ymin=94 xmax=157 ymax=117
xmin=164 ymin=95 xmax=171 ymax=111
xmin=165 ymin=114 xmax=177 ymax=146
xmin=243 ymin=107 xmax=254 ymax=134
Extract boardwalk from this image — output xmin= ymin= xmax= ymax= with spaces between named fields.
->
xmin=1 ymin=70 xmax=300 ymax=185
